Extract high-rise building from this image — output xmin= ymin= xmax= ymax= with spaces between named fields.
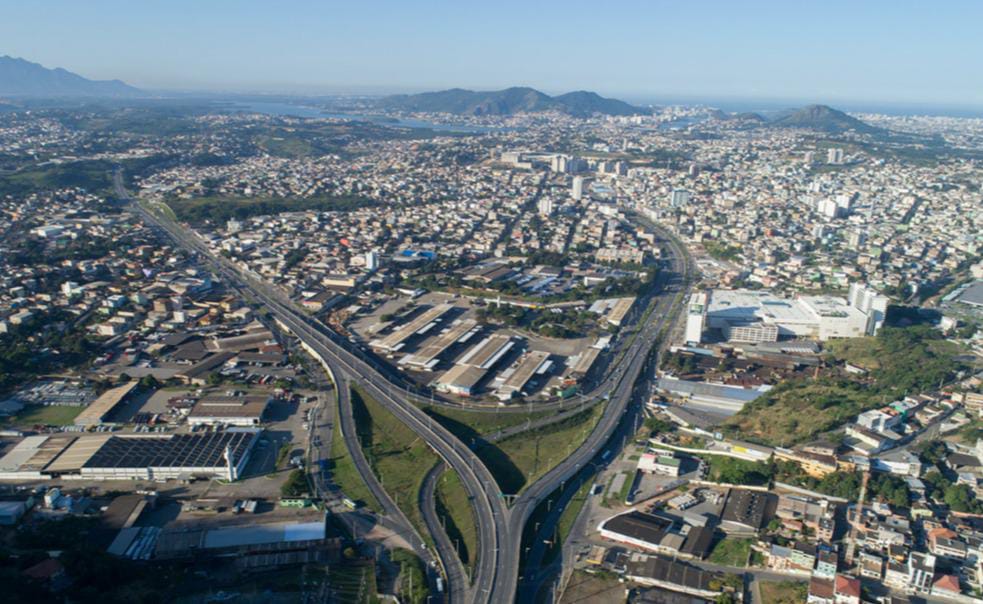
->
xmin=848 ymin=230 xmax=867 ymax=250
xmin=365 ymin=250 xmax=380 ymax=271
xmin=538 ymin=197 xmax=554 ymax=217
xmin=827 ymin=148 xmax=844 ymax=164
xmin=685 ymin=292 xmax=707 ymax=344
xmin=848 ymin=282 xmax=889 ymax=335
xmin=670 ymin=189 xmax=690 ymax=208
xmin=572 ymin=176 xmax=585 ymax=200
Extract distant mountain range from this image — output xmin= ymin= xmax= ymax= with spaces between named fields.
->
xmin=0 ymin=56 xmax=141 ymax=97
xmin=711 ymin=103 xmax=881 ymax=135
xmin=769 ymin=104 xmax=880 ymax=134
xmin=376 ymin=86 xmax=645 ymax=117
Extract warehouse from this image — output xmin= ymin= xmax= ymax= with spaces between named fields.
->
xmin=74 ymin=382 xmax=138 ymax=426
xmin=493 ymin=350 xmax=551 ymax=400
xmin=0 ymin=435 xmax=77 ymax=480
xmin=434 ymin=364 xmax=487 ymax=397
xmin=139 ymin=519 xmax=341 ymax=567
xmin=369 ymin=303 xmax=454 ymax=353
xmin=0 ymin=430 xmax=260 ymax=481
xmin=187 ymin=395 xmax=271 ymax=426
xmin=434 ymin=334 xmax=514 ymax=397
xmin=400 ymin=318 xmax=479 ymax=370
xmin=456 ymin=334 xmax=514 ymax=369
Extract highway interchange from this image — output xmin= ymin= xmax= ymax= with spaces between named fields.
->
xmin=120 ymin=170 xmax=692 ymax=603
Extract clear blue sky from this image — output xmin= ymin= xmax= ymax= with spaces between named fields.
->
xmin=2 ymin=0 xmax=981 ymax=106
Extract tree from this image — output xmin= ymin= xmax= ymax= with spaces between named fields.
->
xmin=644 ymin=417 xmax=674 ymax=434
xmin=944 ymin=484 xmax=983 ymax=514
xmin=280 ymin=469 xmax=308 ymax=497
xmin=918 ymin=440 xmax=948 ymax=466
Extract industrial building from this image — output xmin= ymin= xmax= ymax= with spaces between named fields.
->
xmin=110 ymin=518 xmax=343 ymax=567
xmin=493 ymin=350 xmax=551 ymax=400
xmin=399 ymin=318 xmax=480 ymax=370
xmin=720 ymin=489 xmax=774 ymax=534
xmin=74 ymin=382 xmax=138 ymax=426
xmin=434 ymin=334 xmax=513 ymax=396
xmin=589 ymin=297 xmax=636 ymax=327
xmin=0 ymin=429 xmax=260 ymax=481
xmin=186 ymin=395 xmax=271 ymax=426
xmin=655 ymin=377 xmax=769 ymax=416
xmin=369 ymin=303 xmax=454 ymax=353
xmin=598 ymin=511 xmax=713 ymax=560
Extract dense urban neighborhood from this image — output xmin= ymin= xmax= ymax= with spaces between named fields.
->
xmin=0 ymin=73 xmax=981 ymax=604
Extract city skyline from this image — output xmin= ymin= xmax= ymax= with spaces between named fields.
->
xmin=2 ymin=0 xmax=982 ymax=109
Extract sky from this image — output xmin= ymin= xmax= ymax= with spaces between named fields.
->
xmin=2 ymin=0 xmax=981 ymax=108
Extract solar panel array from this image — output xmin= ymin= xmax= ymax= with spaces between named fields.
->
xmin=82 ymin=431 xmax=256 ymax=469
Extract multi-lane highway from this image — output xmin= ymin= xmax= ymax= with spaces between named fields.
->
xmin=124 ymin=169 xmax=690 ymax=603
xmin=121 ymin=176 xmax=508 ymax=604
xmin=509 ymin=224 xmax=691 ymax=599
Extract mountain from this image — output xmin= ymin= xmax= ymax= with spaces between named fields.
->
xmin=0 ymin=56 xmax=141 ymax=97
xmin=769 ymin=104 xmax=880 ymax=134
xmin=550 ymin=90 xmax=642 ymax=116
xmin=711 ymin=109 xmax=766 ymax=123
xmin=377 ymin=86 xmax=645 ymax=117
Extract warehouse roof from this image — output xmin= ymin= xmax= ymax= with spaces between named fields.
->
xmin=79 ymin=430 xmax=259 ymax=470
xmin=203 ymin=521 xmax=325 ymax=549
xmin=74 ymin=382 xmax=138 ymax=426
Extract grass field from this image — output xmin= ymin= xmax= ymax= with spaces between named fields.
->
xmin=421 ymin=404 xmax=556 ymax=437
xmin=434 ymin=466 xmax=478 ymax=579
xmin=544 ymin=479 xmax=593 ymax=565
xmin=1 ymin=404 xmax=83 ymax=427
xmin=558 ymin=570 xmax=624 ymax=604
xmin=392 ymin=549 xmax=428 ymax=604
xmin=480 ymin=405 xmax=604 ymax=494
xmin=327 ymin=562 xmax=377 ymax=603
xmin=328 ymin=406 xmax=381 ymax=512
xmin=707 ymin=537 xmax=751 ymax=568
xmin=758 ymin=580 xmax=808 ymax=604
xmin=351 ymin=386 xmax=438 ymax=543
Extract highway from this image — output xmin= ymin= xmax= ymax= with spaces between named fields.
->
xmin=120 ymin=174 xmax=508 ymax=604
xmin=420 ymin=461 xmax=471 ymax=603
xmin=332 ymin=372 xmax=439 ymax=579
xmin=511 ymin=219 xmax=692 ymax=600
xmin=124 ymin=170 xmax=692 ymax=603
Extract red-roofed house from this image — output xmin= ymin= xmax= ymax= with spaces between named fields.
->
xmin=931 ymin=574 xmax=961 ymax=598
xmin=834 ymin=575 xmax=861 ymax=604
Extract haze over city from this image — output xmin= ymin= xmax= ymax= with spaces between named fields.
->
xmin=2 ymin=0 xmax=982 ymax=111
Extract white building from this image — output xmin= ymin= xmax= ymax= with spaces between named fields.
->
xmin=685 ymin=292 xmax=707 ymax=344
xmin=538 ymin=197 xmax=554 ymax=217
xmin=670 ymin=189 xmax=690 ymax=208
xmin=700 ymin=289 xmax=871 ymax=343
xmin=848 ymin=283 xmax=889 ymax=335
xmin=572 ymin=176 xmax=584 ymax=200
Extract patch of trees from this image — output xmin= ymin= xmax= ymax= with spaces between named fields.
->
xmin=281 ymin=469 xmax=309 ymax=497
xmin=169 ymin=194 xmax=375 ymax=225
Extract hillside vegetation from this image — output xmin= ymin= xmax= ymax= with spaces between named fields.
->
xmin=723 ymin=326 xmax=964 ymax=445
